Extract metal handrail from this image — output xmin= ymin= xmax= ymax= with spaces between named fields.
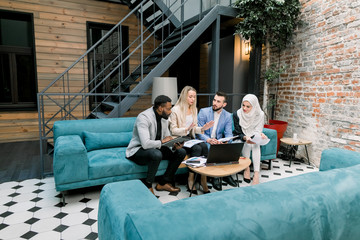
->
xmin=38 ymin=0 xmax=236 ymax=177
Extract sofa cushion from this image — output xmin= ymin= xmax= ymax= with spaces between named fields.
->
xmin=83 ymin=131 xmax=132 ymax=151
xmin=88 ymin=147 xmax=169 ymax=179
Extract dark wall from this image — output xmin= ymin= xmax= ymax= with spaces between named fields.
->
xmin=169 ymin=42 xmax=200 ymax=92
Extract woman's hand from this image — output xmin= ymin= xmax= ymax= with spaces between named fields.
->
xmin=201 ymin=120 xmax=214 ymax=131
xmin=261 ymin=133 xmax=267 ymax=139
xmin=186 ymin=123 xmax=196 ymax=132
xmin=244 ymin=135 xmax=255 ymax=144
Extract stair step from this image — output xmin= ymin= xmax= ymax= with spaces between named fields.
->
xmin=152 ymin=47 xmax=173 ymax=57
xmin=131 ymin=67 xmax=152 ymax=76
xmin=102 ymin=101 xmax=118 ymax=109
xmin=90 ymin=111 xmax=108 ymax=119
xmin=121 ymin=80 xmax=139 ymax=86
xmin=143 ymin=57 xmax=161 ymax=66
xmin=142 ymin=4 xmax=160 ymax=20
xmin=129 ymin=0 xmax=144 ymax=9
xmin=162 ymin=37 xmax=181 ymax=48
xmin=170 ymin=24 xmax=195 ymax=39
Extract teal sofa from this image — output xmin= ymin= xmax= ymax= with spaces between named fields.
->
xmin=98 ymin=148 xmax=360 ymax=240
xmin=53 ymin=118 xmax=277 ymax=200
xmin=53 ymin=118 xmax=184 ymax=195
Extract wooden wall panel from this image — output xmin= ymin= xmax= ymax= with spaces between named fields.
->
xmin=0 ymin=0 xmax=158 ymax=142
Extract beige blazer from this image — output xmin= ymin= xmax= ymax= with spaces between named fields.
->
xmin=169 ymin=105 xmax=203 ymax=139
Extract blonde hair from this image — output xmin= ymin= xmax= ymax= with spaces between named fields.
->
xmin=174 ymin=86 xmax=198 ymax=123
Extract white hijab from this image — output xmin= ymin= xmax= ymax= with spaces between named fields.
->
xmin=237 ymin=94 xmax=264 ymax=136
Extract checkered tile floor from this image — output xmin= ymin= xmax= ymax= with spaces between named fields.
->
xmin=0 ymin=158 xmax=317 ymax=239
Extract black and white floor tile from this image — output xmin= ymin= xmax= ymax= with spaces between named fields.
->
xmin=0 ymin=158 xmax=317 ymax=239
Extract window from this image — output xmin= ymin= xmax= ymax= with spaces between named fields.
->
xmin=0 ymin=10 xmax=37 ymax=110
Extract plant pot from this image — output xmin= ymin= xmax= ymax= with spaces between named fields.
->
xmin=264 ymin=120 xmax=288 ymax=156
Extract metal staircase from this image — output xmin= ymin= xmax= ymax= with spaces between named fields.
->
xmin=38 ymin=0 xmax=237 ymax=176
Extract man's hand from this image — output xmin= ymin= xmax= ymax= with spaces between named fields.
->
xmin=206 ymin=138 xmax=221 ymax=145
xmin=161 ymin=136 xmax=173 ymax=144
xmin=173 ymin=142 xmax=184 ymax=150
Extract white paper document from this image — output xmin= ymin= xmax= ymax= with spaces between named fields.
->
xmin=218 ymin=135 xmax=240 ymax=142
xmin=183 ymin=156 xmax=207 ymax=167
xmin=251 ymin=133 xmax=270 ymax=146
xmin=183 ymin=139 xmax=204 ymax=148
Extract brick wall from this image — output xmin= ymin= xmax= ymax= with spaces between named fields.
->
xmin=263 ymin=0 xmax=360 ymax=166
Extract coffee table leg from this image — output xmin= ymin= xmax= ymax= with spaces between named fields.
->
xmin=236 ymin=174 xmax=239 ymax=187
xmin=189 ymin=173 xmax=198 ymax=197
xmin=289 ymin=145 xmax=294 ymax=167
xmin=305 ymin=145 xmax=310 ymax=165
xmin=219 ymin=177 xmax=223 ymax=191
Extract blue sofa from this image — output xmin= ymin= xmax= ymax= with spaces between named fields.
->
xmin=53 ymin=118 xmax=277 ymax=197
xmin=53 ymin=118 xmax=179 ymax=194
xmin=98 ymin=148 xmax=360 ymax=239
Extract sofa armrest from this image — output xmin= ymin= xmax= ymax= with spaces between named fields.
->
xmin=53 ymin=135 xmax=88 ymax=187
xmin=260 ymin=128 xmax=277 ymax=161
xmin=98 ymin=180 xmax=162 ymax=240
xmin=319 ymin=148 xmax=360 ymax=171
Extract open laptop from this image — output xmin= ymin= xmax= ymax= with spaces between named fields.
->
xmin=206 ymin=142 xmax=244 ymax=166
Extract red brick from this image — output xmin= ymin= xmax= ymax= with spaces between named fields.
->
xmin=334 ymin=98 xmax=343 ymax=104
xmin=326 ymin=69 xmax=340 ymax=74
xmin=338 ymin=128 xmax=352 ymax=133
xmin=349 ymin=141 xmax=360 ymax=147
xmin=300 ymin=72 xmax=311 ymax=77
xmin=344 ymin=146 xmax=355 ymax=151
xmin=336 ymin=92 xmax=347 ymax=97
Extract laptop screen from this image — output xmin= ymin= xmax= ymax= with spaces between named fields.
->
xmin=206 ymin=143 xmax=244 ymax=166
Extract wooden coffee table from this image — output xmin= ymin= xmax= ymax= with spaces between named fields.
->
xmin=188 ymin=157 xmax=251 ymax=196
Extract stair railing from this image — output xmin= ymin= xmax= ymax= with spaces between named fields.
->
xmin=38 ymin=0 xmax=236 ymax=177
xmin=38 ymin=0 xmax=193 ymax=177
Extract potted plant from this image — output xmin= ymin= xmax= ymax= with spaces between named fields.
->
xmin=233 ymin=0 xmax=301 ymax=154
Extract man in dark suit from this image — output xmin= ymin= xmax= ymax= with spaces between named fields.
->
xmin=126 ymin=95 xmax=186 ymax=194
xmin=197 ymin=91 xmax=237 ymax=190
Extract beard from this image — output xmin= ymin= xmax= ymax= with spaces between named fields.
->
xmin=161 ymin=111 xmax=170 ymax=119
xmin=212 ymin=106 xmax=222 ymax=112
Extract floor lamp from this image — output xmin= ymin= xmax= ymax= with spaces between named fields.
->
xmin=152 ymin=77 xmax=178 ymax=105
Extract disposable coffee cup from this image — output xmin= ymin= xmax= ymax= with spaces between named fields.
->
xmin=293 ymin=133 xmax=298 ymax=142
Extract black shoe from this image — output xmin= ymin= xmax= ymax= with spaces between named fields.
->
xmin=187 ymin=184 xmax=198 ymax=195
xmin=223 ymin=176 xmax=237 ymax=187
xmin=212 ymin=178 xmax=222 ymax=191
xmin=243 ymin=177 xmax=251 ymax=183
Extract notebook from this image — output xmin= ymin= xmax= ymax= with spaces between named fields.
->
xmin=206 ymin=143 xmax=244 ymax=166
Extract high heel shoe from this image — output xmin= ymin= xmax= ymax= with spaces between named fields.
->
xmin=243 ymin=177 xmax=251 ymax=183
xmin=199 ymin=182 xmax=210 ymax=194
xmin=187 ymin=183 xmax=198 ymax=195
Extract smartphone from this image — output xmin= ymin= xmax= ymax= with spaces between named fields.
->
xmin=187 ymin=160 xmax=200 ymax=164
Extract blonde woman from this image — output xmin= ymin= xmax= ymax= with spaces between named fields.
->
xmin=169 ymin=86 xmax=214 ymax=194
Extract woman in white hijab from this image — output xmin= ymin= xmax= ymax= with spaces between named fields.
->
xmin=233 ymin=94 xmax=267 ymax=185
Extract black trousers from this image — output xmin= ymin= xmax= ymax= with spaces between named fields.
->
xmin=185 ymin=142 xmax=208 ymax=158
xmin=129 ymin=146 xmax=186 ymax=186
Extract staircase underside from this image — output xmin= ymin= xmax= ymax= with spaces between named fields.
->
xmin=92 ymin=5 xmax=239 ymax=118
